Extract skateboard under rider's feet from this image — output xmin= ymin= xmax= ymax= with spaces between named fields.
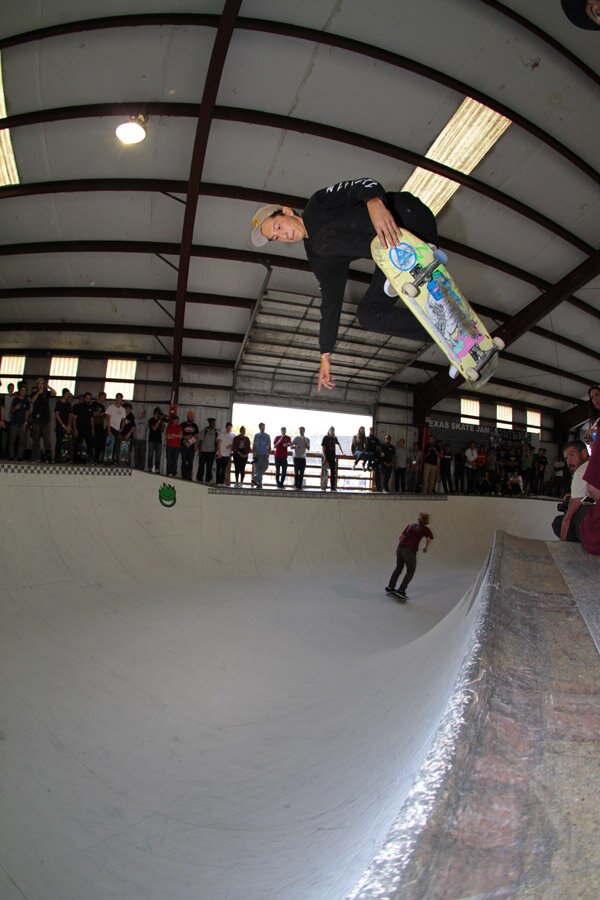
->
xmin=371 ymin=231 xmax=504 ymax=387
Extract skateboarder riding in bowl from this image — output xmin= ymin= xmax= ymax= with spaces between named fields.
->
xmin=251 ymin=179 xmax=438 ymax=392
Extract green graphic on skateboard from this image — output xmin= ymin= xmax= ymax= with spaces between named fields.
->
xmin=371 ymin=231 xmax=504 ymax=386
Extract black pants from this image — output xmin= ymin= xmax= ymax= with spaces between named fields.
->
xmin=93 ymin=428 xmax=106 ymax=463
xmin=454 ymin=465 xmax=465 ymax=493
xmin=466 ymin=467 xmax=476 ymax=494
xmin=294 ymin=457 xmax=306 ymax=489
xmin=166 ymin=446 xmax=180 ymax=477
xmin=181 ymin=445 xmax=195 ymax=480
xmin=233 ymin=454 xmax=247 ymax=483
xmin=552 ymin=506 xmax=590 ymax=543
xmin=356 ymin=193 xmax=438 ymax=343
xmin=325 ymin=453 xmax=337 ymax=489
xmin=389 ymin=545 xmax=417 ymax=593
xmin=216 ymin=456 xmax=230 ymax=485
xmin=382 ymin=464 xmax=393 ymax=492
xmin=74 ymin=431 xmax=93 ymax=462
xmin=394 ymin=467 xmax=406 ymax=492
xmin=275 ymin=458 xmax=288 ymax=487
xmin=197 ymin=451 xmax=215 ymax=482
xmin=441 ymin=463 xmax=453 ymax=493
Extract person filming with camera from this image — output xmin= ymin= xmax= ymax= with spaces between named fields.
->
xmin=552 ymin=441 xmax=590 ymax=542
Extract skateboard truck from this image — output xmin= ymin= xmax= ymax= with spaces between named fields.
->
xmin=401 ymin=250 xmax=448 ymax=298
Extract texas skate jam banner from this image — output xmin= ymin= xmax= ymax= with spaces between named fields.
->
xmin=428 ymin=418 xmax=533 ymax=446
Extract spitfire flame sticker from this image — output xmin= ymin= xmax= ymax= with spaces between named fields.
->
xmin=158 ymin=482 xmax=177 ymax=508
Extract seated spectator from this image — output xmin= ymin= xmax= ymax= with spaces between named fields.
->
xmin=54 ymin=388 xmax=72 ymax=463
xmin=232 ymin=426 xmax=251 ymax=486
xmin=352 ymin=426 xmax=367 ymax=469
xmin=364 ymin=427 xmax=381 ymax=471
xmin=578 ymin=446 xmax=600 ymax=555
xmin=166 ymin=414 xmax=183 ymax=477
xmin=552 ymin=441 xmax=589 ymax=542
xmin=9 ymin=384 xmax=31 ymax=461
xmin=216 ymin=422 xmax=235 ymax=485
xmin=479 ymin=471 xmax=493 ymax=495
xmin=506 ymin=472 xmax=524 ymax=496
xmin=30 ymin=378 xmax=56 ymax=463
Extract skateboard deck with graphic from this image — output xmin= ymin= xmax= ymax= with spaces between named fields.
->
xmin=371 ymin=232 xmax=504 ymax=386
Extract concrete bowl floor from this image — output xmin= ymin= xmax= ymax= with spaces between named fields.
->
xmin=0 ymin=470 xmax=561 ymax=900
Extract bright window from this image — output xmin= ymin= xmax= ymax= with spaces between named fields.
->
xmin=49 ymin=356 xmax=78 ymax=396
xmin=496 ymin=404 xmax=513 ymax=430
xmin=460 ymin=397 xmax=480 ymax=426
xmin=0 ymin=355 xmax=25 ymax=379
xmin=104 ymin=359 xmax=137 ymax=401
xmin=527 ymin=409 xmax=541 ymax=436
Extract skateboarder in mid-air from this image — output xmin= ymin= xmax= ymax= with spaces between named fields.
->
xmin=251 ymin=179 xmax=438 ymax=392
xmin=385 ymin=512 xmax=433 ymax=602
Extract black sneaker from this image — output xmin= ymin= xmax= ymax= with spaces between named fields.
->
xmin=385 ymin=586 xmax=397 ymax=595
xmin=395 ymin=590 xmax=408 ymax=603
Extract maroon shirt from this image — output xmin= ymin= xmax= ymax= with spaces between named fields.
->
xmin=398 ymin=523 xmax=433 ymax=551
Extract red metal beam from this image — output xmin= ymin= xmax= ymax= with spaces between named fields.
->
xmin=1 ymin=13 xmax=597 ymax=181
xmin=2 ymin=104 xmax=593 ymax=255
xmin=0 ymin=322 xmax=244 ymax=342
xmin=170 ymin=0 xmax=242 ymax=402
xmin=418 ymin=249 xmax=600 ymax=411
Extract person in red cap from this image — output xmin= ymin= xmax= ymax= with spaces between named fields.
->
xmin=251 ymin=179 xmax=438 ymax=392
xmin=385 ymin=512 xmax=434 ymax=602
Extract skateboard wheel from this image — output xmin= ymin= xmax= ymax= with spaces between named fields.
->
xmin=401 ymin=282 xmax=419 ymax=298
xmin=434 ymin=250 xmax=448 ymax=265
xmin=465 ymin=369 xmax=480 ymax=382
xmin=493 ymin=337 xmax=505 ymax=351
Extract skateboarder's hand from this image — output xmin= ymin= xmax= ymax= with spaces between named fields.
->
xmin=367 ymin=197 xmax=402 ymax=249
xmin=317 ymin=355 xmax=335 ymax=392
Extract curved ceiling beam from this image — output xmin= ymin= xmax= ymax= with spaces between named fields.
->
xmin=0 ymin=286 xmax=255 ymax=309
xmin=1 ymin=14 xmax=597 ymax=184
xmin=2 ymin=102 xmax=594 ymax=255
xmin=0 ymin=283 xmax=593 ymax=389
xmin=0 ymin=322 xmax=244 ymax=342
xmin=478 ymin=0 xmax=600 ymax=88
xmin=418 ymin=248 xmax=600 ymax=410
xmin=1 ymin=239 xmax=598 ymax=364
xmin=3 ymin=178 xmax=599 ymax=322
xmin=0 ymin=345 xmax=235 ymax=369
xmin=170 ymin=0 xmax=241 ymax=401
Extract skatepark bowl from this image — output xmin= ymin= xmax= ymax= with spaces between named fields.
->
xmin=1 ymin=467 xmax=599 ymax=900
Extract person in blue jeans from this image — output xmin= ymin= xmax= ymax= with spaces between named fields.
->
xmin=252 ymin=423 xmax=271 ymax=488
